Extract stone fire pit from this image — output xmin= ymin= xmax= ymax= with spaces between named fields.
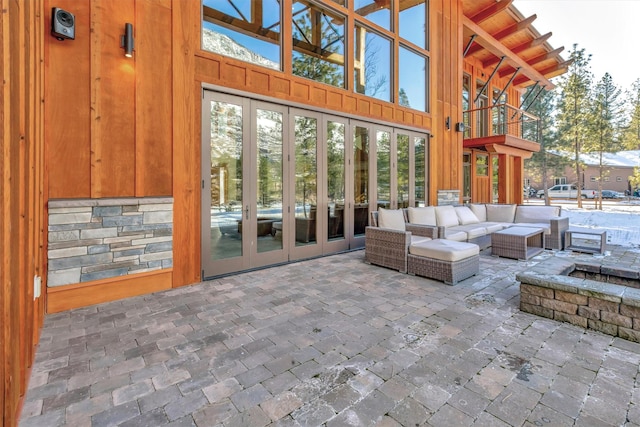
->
xmin=517 ymin=256 xmax=640 ymax=342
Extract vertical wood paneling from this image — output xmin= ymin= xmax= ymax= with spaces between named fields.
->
xmin=135 ymin=0 xmax=172 ymax=196
xmin=2 ymin=0 xmax=45 ymax=423
xmin=46 ymin=0 xmax=91 ymax=198
xmin=172 ymin=0 xmax=200 ymax=287
xmin=90 ymin=0 xmax=135 ymax=197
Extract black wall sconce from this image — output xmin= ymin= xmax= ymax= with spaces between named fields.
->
xmin=121 ymin=23 xmax=134 ymax=58
xmin=445 ymin=116 xmax=451 ymax=131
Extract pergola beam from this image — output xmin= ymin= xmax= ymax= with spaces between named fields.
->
xmin=465 ymin=14 xmax=537 ymax=57
xmin=470 ymin=0 xmax=514 ymax=25
xmin=482 ymin=32 xmax=552 ymax=67
xmin=462 ymin=15 xmax=554 ymax=88
xmin=498 ymin=46 xmax=564 ymax=78
xmin=513 ymin=59 xmax=573 ymax=86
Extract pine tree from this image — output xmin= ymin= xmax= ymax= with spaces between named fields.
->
xmin=555 ymin=44 xmax=593 ymax=208
xmin=622 ymin=79 xmax=640 ymax=150
xmin=524 ymin=87 xmax=567 ymax=204
xmin=586 ymin=73 xmax=623 ymax=209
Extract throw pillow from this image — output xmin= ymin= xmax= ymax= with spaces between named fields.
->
xmin=435 ymin=205 xmax=459 ymax=228
xmin=454 ymin=206 xmax=480 ymax=225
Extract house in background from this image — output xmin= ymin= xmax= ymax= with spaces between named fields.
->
xmin=525 ymin=150 xmax=639 ymax=193
xmin=2 ymin=1 xmax=567 ymax=423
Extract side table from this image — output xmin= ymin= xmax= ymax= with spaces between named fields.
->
xmin=491 ymin=226 xmax=545 ymax=260
xmin=564 ymin=227 xmax=607 ymax=254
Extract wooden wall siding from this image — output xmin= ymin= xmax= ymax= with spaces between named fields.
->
xmin=172 ymin=0 xmax=200 ymax=288
xmin=135 ymin=0 xmax=172 ymax=197
xmin=2 ymin=0 xmax=46 ymax=424
xmin=429 ymin=0 xmax=463 ymax=205
xmin=46 ymin=0 xmax=92 ymax=198
xmin=45 ymin=0 xmax=173 ymax=199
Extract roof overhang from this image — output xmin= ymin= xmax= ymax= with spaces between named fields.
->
xmin=462 ymin=1 xmax=570 ymax=89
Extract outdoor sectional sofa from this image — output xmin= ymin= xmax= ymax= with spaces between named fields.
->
xmin=405 ymin=204 xmax=569 ymax=251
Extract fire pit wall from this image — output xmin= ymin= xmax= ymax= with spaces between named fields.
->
xmin=517 ymin=258 xmax=640 ymax=343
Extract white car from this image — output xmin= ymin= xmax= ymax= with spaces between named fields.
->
xmin=538 ymin=184 xmax=597 ymax=199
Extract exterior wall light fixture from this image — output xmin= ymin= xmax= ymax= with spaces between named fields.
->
xmin=121 ymin=23 xmax=134 ymax=58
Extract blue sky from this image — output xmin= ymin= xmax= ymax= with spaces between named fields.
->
xmin=516 ymin=0 xmax=640 ymax=91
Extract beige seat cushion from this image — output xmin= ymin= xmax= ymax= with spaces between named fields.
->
xmin=407 ymin=206 xmax=437 ymax=226
xmin=435 ymin=205 xmax=459 ymax=228
xmin=378 ymin=208 xmax=406 ymax=231
xmin=410 ymin=236 xmax=432 ymax=245
xmin=410 ymin=239 xmax=479 ymax=262
xmin=454 ymin=206 xmax=480 ymax=225
xmin=513 ymin=222 xmax=551 ymax=234
xmin=483 ymin=222 xmax=505 ymax=233
xmin=450 ymin=224 xmax=486 ymax=239
xmin=486 ymin=204 xmax=516 ymax=223
xmin=443 ymin=229 xmax=467 ymax=242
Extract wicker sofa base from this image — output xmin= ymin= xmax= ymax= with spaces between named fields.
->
xmin=407 ymin=253 xmax=480 ymax=285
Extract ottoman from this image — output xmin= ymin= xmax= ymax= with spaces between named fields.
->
xmin=407 ymin=239 xmax=480 ymax=285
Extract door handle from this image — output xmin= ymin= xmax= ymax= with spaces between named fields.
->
xmin=245 ymin=206 xmax=249 ymax=220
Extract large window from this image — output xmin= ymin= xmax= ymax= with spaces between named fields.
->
xmin=354 ymin=25 xmax=391 ymax=102
xmin=202 ymin=0 xmax=281 ymax=70
xmin=353 ymin=0 xmax=391 ymax=31
xmin=399 ymin=46 xmax=427 ymax=111
xmin=399 ymin=0 xmax=427 ymax=50
xmin=201 ymin=1 xmax=430 ymax=111
xmin=292 ymin=1 xmax=346 ymax=88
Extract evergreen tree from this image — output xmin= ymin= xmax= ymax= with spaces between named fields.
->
xmin=555 ymin=44 xmax=593 ymax=208
xmin=524 ymin=87 xmax=566 ymax=205
xmin=622 ymin=78 xmax=640 ymax=150
xmin=586 ymin=73 xmax=623 ymax=209
xmin=399 ymin=88 xmax=411 ymax=108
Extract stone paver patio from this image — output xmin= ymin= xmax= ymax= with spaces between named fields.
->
xmin=20 ymin=246 xmax=640 ymax=426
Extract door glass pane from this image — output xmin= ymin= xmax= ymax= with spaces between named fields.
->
xmin=414 ymin=136 xmax=426 ymax=207
xmin=463 ymin=153 xmax=471 ymax=203
xmin=295 ymin=116 xmax=318 ymax=246
xmin=492 ymin=155 xmax=499 ymax=203
xmin=354 ymin=25 xmax=391 ymax=102
xmin=397 ymin=134 xmax=409 ymax=208
xmin=202 ymin=0 xmax=281 ymax=70
xmin=292 ymin=1 xmax=345 ymax=88
xmin=209 ymin=101 xmax=243 ymax=260
xmin=354 ymin=126 xmax=369 ymax=236
xmin=256 ymin=109 xmax=283 ymax=253
xmin=377 ymin=131 xmax=390 ymax=209
xmin=327 ymin=121 xmax=345 ymax=240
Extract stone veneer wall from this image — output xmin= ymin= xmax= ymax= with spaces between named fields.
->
xmin=517 ymin=258 xmax=640 ymax=343
xmin=48 ymin=198 xmax=173 ymax=287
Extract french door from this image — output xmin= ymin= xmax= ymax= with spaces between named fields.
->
xmin=202 ymin=91 xmax=429 ymax=278
xmin=202 ymin=93 xmax=289 ymax=276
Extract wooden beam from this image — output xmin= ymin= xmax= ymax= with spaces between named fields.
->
xmin=470 ymin=0 xmax=513 ymax=25
xmin=462 ymin=15 xmax=554 ymax=88
xmin=483 ymin=32 xmax=552 ymax=67
xmin=499 ymin=46 xmax=564 ymax=78
xmin=465 ymin=14 xmax=536 ymax=57
xmin=513 ymin=59 xmax=573 ymax=86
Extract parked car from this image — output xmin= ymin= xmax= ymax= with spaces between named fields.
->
xmin=600 ymin=190 xmax=623 ymax=199
xmin=538 ymin=184 xmax=597 ymax=199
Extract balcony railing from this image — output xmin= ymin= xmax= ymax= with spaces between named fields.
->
xmin=462 ymin=104 xmax=540 ymax=143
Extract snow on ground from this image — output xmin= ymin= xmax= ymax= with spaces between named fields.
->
xmin=559 ymin=201 xmax=640 ymax=248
